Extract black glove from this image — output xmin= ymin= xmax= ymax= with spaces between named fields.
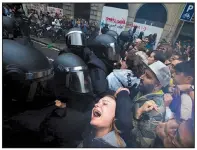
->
xmin=83 ymin=47 xmax=92 ymax=61
xmin=83 ymin=47 xmax=98 ymax=62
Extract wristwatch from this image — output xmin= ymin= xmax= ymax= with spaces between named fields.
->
xmin=190 ymin=85 xmax=194 ymax=91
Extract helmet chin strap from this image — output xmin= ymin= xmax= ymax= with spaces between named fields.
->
xmin=26 ymin=82 xmax=38 ymax=102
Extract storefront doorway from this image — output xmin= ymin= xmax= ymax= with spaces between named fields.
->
xmin=74 ymin=3 xmax=91 ymax=21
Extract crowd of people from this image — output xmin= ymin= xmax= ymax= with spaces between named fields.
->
xmin=2 ymin=3 xmax=21 ymax=17
xmin=53 ymin=36 xmax=194 ymax=148
xmin=3 ymin=3 xmax=195 ymax=148
xmin=3 ymin=4 xmax=99 ymax=40
xmin=27 ymin=8 xmax=99 ymax=34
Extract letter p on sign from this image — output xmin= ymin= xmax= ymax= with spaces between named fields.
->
xmin=187 ymin=5 xmax=193 ymax=12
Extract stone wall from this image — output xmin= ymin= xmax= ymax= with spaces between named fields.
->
xmin=89 ymin=4 xmax=104 ymax=23
xmin=88 ymin=3 xmax=185 ymax=43
xmin=124 ymin=3 xmax=186 ymax=42
xmin=25 ymin=3 xmax=48 ymax=15
xmin=162 ymin=3 xmax=185 ymax=42
xmin=24 ymin=3 xmax=187 ymax=43
xmin=62 ymin=3 xmax=103 ymax=22
xmin=62 ymin=3 xmax=74 ymax=18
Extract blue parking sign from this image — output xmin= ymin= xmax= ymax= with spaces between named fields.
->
xmin=180 ymin=3 xmax=194 ymax=22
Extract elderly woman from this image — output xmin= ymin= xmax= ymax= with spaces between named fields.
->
xmin=78 ymin=95 xmax=126 ymax=148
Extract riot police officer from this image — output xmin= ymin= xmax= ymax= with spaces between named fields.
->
xmin=105 ymin=30 xmax=118 ymax=40
xmin=3 ymin=15 xmax=15 ymax=39
xmin=117 ymin=30 xmax=130 ymax=58
xmin=62 ymin=28 xmax=109 ymax=96
xmin=13 ymin=4 xmax=33 ymax=45
xmin=2 ymin=40 xmax=93 ymax=148
xmin=117 ymin=26 xmax=138 ymax=59
xmin=3 ymin=39 xmax=53 ymax=115
xmin=53 ymin=52 xmax=95 ymax=112
xmin=2 ymin=4 xmax=33 ymax=46
xmin=16 ymin=9 xmax=33 ymax=46
xmin=101 ymin=24 xmax=109 ymax=34
xmin=63 ymin=27 xmax=87 ymax=59
xmin=87 ymin=34 xmax=121 ymax=73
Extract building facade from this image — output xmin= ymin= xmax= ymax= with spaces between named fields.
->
xmin=23 ymin=3 xmax=193 ymax=44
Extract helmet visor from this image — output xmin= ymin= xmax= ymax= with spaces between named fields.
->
xmin=66 ymin=31 xmax=85 ymax=46
xmin=68 ymin=71 xmax=92 ymax=93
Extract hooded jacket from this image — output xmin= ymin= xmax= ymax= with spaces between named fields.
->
xmin=107 ymin=69 xmax=140 ymax=92
xmin=78 ymin=130 xmax=126 ymax=148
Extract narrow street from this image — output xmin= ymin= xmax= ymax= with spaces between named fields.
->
xmin=15 ymin=37 xmax=66 ymax=60
xmin=31 ymin=39 xmax=60 ymax=60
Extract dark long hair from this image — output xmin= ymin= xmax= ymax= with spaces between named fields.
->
xmin=126 ymin=52 xmax=145 ymax=78
xmin=152 ymin=33 xmax=157 ymax=42
xmin=138 ymin=32 xmax=144 ymax=40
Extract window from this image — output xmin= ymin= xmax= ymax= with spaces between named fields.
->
xmin=135 ymin=3 xmax=167 ymax=28
xmin=179 ymin=22 xmax=194 ymax=38
xmin=74 ymin=3 xmax=91 ymax=21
